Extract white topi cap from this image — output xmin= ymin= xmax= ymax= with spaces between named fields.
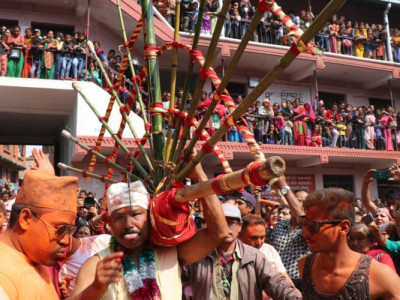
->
xmin=107 ymin=181 xmax=150 ymax=215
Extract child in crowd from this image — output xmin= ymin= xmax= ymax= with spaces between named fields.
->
xmin=29 ymin=37 xmax=43 ymax=78
xmin=311 ymin=123 xmax=322 ymax=147
xmin=189 ymin=0 xmax=199 ymax=33
xmin=283 ymin=112 xmax=293 ymax=145
xmin=266 ymin=123 xmax=279 ymax=144
xmin=337 ymin=115 xmax=347 ymax=147
xmin=375 ymin=118 xmax=386 ymax=150
xmin=274 ymin=111 xmax=285 ymax=144
xmin=60 ymin=34 xmax=74 ymax=80
xmin=244 ymin=106 xmax=256 ymax=134
xmin=0 ymin=35 xmax=9 ymax=76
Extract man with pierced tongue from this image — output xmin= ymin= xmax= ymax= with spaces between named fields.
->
xmin=70 ymin=162 xmax=228 ymax=300
xmin=0 ymin=170 xmax=79 ymax=299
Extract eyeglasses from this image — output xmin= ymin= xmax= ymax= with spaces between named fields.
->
xmin=297 ymin=216 xmax=341 ymax=234
xmin=227 ymin=219 xmax=240 ymax=229
xmin=33 ymin=213 xmax=76 ymax=241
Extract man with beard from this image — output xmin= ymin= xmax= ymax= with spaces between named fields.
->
xmin=0 ymin=167 xmax=78 ymax=298
xmin=182 ymin=204 xmax=301 ymax=299
xmin=70 ymin=158 xmax=229 ymax=299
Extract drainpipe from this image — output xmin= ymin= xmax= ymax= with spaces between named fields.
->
xmin=384 ymin=3 xmax=392 ymax=62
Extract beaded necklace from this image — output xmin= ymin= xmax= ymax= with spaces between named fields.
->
xmin=109 ymin=236 xmax=161 ymax=300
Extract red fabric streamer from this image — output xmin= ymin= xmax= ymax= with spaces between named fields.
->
xmin=112 ymin=133 xmax=122 ymax=140
xmin=135 ymin=138 xmax=142 ymax=144
xmin=177 ymin=111 xmax=186 ymax=119
xmin=201 ymin=142 xmax=214 ymax=154
xmin=124 ymin=41 xmax=130 ymax=48
xmin=149 ymin=181 xmax=196 ymax=246
xmin=144 ymin=45 xmax=160 ymax=57
xmin=82 ymin=169 xmax=89 ymax=178
xmin=109 ymin=85 xmax=119 ymax=91
xmin=189 ymin=49 xmax=202 ymax=63
xmin=184 ymin=118 xmax=196 ymax=127
xmin=101 ymin=174 xmax=112 ymax=182
xmin=131 ymin=76 xmax=139 ymax=83
xmin=119 ymin=105 xmax=129 ymax=115
xmin=257 ymin=0 xmax=273 ymax=13
xmin=88 ymin=147 xmax=99 ymax=154
xmin=290 ymin=42 xmax=301 ymax=57
xmin=199 ymin=68 xmax=216 ymax=80
xmin=248 ymin=161 xmax=267 ymax=186
xmin=125 ymin=151 xmax=135 ymax=159
xmin=171 ymin=40 xmax=185 ymax=49
xmin=98 ymin=116 xmax=106 ymax=122
xmin=194 ymin=129 xmax=203 ymax=139
xmin=145 ymin=123 xmax=152 ymax=130
xmin=150 ymin=102 xmax=164 ymax=109
xmin=104 ymin=156 xmax=114 ymax=168
xmin=168 ymin=108 xmax=175 ymax=115
xmin=211 ymin=174 xmax=231 ymax=194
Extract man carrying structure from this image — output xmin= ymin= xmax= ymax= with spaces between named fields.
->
xmin=70 ymin=158 xmax=229 ymax=299
xmin=298 ymin=188 xmax=400 ymax=299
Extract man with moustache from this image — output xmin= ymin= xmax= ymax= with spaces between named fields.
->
xmin=182 ymin=204 xmax=301 ymax=300
xmin=298 ymin=188 xmax=400 ymax=299
xmin=0 ymin=167 xmax=78 ymax=298
xmin=70 ymin=159 xmax=229 ymax=299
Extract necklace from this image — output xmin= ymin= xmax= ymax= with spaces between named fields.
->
xmin=109 ymin=236 xmax=161 ymax=300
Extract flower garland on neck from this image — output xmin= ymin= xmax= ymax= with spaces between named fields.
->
xmin=109 ymin=236 xmax=161 ymax=300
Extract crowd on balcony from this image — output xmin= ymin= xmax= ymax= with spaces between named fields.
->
xmin=156 ymin=0 xmax=400 ymax=62
xmin=176 ymin=91 xmax=400 ymax=150
xmin=0 ymin=25 xmax=123 ymax=86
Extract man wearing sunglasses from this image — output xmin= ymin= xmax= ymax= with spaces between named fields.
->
xmin=298 ymin=188 xmax=400 ymax=299
xmin=0 ymin=169 xmax=79 ymax=299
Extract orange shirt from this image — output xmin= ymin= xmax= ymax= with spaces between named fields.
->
xmin=0 ymin=242 xmax=58 ymax=300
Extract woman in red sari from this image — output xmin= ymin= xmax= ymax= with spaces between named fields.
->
xmin=380 ymin=106 xmax=395 ymax=151
xmin=21 ymin=27 xmax=33 ymax=78
xmin=292 ymin=98 xmax=307 ymax=146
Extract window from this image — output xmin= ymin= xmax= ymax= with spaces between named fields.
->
xmin=369 ymin=98 xmax=391 ymax=110
xmin=318 ymin=92 xmax=346 ymax=109
xmin=323 ymin=175 xmax=354 ymax=192
xmin=0 ymin=19 xmax=18 ymax=30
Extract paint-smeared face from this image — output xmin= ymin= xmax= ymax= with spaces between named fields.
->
xmin=240 ymin=224 xmax=265 ymax=249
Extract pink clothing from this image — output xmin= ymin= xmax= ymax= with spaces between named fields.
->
xmin=7 ymin=34 xmax=24 ymax=47
xmin=274 ymin=117 xmax=285 ymax=130
xmin=304 ymin=102 xmax=315 ymax=122
xmin=0 ymin=53 xmax=7 ymax=76
xmin=381 ymin=114 xmax=394 ymax=151
xmin=366 ymin=247 xmax=396 ymax=271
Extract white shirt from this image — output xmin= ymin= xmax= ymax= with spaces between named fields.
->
xmin=59 ymin=234 xmax=111 ymax=292
xmin=259 ymin=243 xmax=286 ymax=274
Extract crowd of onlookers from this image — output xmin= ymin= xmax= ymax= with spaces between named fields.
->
xmin=166 ymin=89 xmax=400 ymax=150
xmin=0 ymin=25 xmax=125 ymax=86
xmin=156 ymin=0 xmax=400 ymax=62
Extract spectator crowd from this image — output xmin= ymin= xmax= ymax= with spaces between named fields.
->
xmin=2 ymin=150 xmax=400 ymax=298
xmin=168 ymin=88 xmax=400 ymax=150
xmin=0 ymin=25 xmax=124 ymax=86
xmin=156 ymin=0 xmax=400 ymax=62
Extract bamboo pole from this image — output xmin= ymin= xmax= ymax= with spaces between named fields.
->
xmin=142 ymin=0 xmax=165 ymax=183
xmin=176 ymin=0 xmax=348 ymax=181
xmin=172 ymin=0 xmax=232 ymax=164
xmin=170 ymin=0 xmax=208 ymax=161
xmin=175 ymin=156 xmax=285 ymax=202
xmin=116 ymin=0 xmax=152 ymax=149
xmin=58 ymin=163 xmax=118 ymax=184
xmin=61 ymin=130 xmax=142 ymax=182
xmin=165 ymin=0 xmax=182 ymax=162
xmin=72 ymin=82 xmax=150 ymax=181
xmin=182 ymin=2 xmax=268 ymax=161
xmin=87 ymin=41 xmax=154 ymax=173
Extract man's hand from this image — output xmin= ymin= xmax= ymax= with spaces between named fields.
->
xmin=363 ymin=169 xmax=376 ymax=185
xmin=182 ymin=148 xmax=206 ymax=182
xmin=92 ymin=252 xmax=124 ymax=295
xmin=89 ymin=206 xmax=98 ymax=217
xmin=31 ymin=148 xmax=55 ymax=175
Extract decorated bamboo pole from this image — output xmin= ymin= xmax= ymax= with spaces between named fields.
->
xmin=58 ymin=163 xmax=118 ymax=184
xmin=142 ymin=0 xmax=165 ymax=183
xmin=72 ymin=82 xmax=150 ymax=181
xmin=176 ymin=0 xmax=348 ymax=181
xmin=172 ymin=0 xmax=232 ymax=164
xmin=164 ymin=0 xmax=182 ymax=162
xmin=182 ymin=0 xmax=273 ymax=161
xmin=170 ymin=0 xmax=208 ymax=162
xmin=116 ymin=0 xmax=151 ymax=147
xmin=175 ymin=156 xmax=285 ymax=202
xmin=86 ymin=41 xmax=154 ymax=173
xmin=61 ymin=130 xmax=142 ymax=182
